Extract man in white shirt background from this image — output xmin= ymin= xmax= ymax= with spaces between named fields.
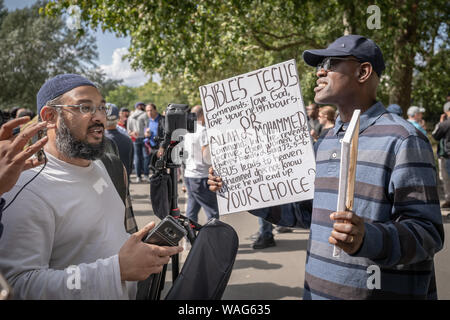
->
xmin=183 ymin=105 xmax=219 ymax=223
xmin=0 ymin=74 xmax=182 ymax=299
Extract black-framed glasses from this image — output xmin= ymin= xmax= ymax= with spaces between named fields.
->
xmin=316 ymin=57 xmax=360 ymax=73
xmin=49 ymin=104 xmax=110 ymax=115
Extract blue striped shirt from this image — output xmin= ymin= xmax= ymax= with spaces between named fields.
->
xmin=251 ymin=102 xmax=444 ymax=299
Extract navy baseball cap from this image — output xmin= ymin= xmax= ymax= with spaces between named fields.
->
xmin=303 ymin=35 xmax=385 ymax=77
xmin=36 ymin=74 xmax=97 ymax=115
xmin=106 ymin=103 xmax=119 ymax=121
xmin=134 ymin=102 xmax=145 ymax=108
xmin=386 ymin=104 xmax=403 ymax=116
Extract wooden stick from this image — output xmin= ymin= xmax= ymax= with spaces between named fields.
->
xmin=333 ymin=110 xmax=360 ymax=258
xmin=345 ymin=118 xmax=359 ymax=211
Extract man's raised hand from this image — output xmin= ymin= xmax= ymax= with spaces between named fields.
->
xmin=0 ymin=117 xmax=48 ymax=195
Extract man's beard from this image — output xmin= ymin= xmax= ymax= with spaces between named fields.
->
xmin=55 ymin=116 xmax=105 ymax=160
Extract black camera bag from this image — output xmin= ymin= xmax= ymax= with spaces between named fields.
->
xmin=149 ymin=171 xmax=172 ymax=220
xmin=165 ymin=218 xmax=239 ymax=300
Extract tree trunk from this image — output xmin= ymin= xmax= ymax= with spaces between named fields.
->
xmin=388 ymin=1 xmax=419 ymax=114
xmin=389 ymin=50 xmax=415 ymax=111
xmin=341 ymin=1 xmax=357 ymax=35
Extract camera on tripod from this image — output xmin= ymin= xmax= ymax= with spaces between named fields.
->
xmin=154 ymin=103 xmax=197 ymax=171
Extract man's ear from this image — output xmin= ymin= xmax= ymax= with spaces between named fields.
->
xmin=40 ymin=106 xmax=57 ymax=129
xmin=357 ymin=63 xmax=373 ymax=83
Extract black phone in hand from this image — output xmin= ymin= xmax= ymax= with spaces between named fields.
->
xmin=143 ymin=216 xmax=187 ymax=246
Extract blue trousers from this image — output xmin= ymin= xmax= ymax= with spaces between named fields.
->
xmin=133 ymin=138 xmax=149 ymax=177
xmin=185 ymin=177 xmax=220 ymax=223
xmin=258 ymin=217 xmax=273 ymax=239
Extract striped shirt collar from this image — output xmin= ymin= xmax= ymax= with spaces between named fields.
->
xmin=332 ymin=101 xmax=386 ymax=136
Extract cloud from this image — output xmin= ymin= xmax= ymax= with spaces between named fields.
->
xmin=100 ymin=47 xmax=150 ymax=87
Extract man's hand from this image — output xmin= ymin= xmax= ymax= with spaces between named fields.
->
xmin=329 ymin=211 xmax=365 ymax=255
xmin=440 ymin=113 xmax=448 ymax=123
xmin=207 ymin=167 xmax=223 ymax=192
xmin=118 ymin=222 xmax=183 ymax=281
xmin=0 ymin=117 xmax=48 ymax=195
xmin=129 ymin=131 xmax=138 ymax=139
xmin=310 ymin=129 xmax=318 ymax=141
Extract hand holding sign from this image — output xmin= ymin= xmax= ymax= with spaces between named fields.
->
xmin=208 ymin=167 xmax=223 ymax=192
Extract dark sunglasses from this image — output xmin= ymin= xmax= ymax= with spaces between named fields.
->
xmin=316 ymin=57 xmax=360 ymax=73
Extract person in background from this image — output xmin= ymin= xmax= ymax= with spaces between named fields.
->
xmin=306 ymin=103 xmax=322 ymax=141
xmin=183 ymin=105 xmax=219 ymax=224
xmin=407 ymin=106 xmax=427 ymax=136
xmin=317 ymin=105 xmax=336 ymax=138
xmin=117 ymin=107 xmax=130 ymax=135
xmin=10 ymin=107 xmax=21 ymax=119
xmin=144 ymin=103 xmax=164 ymax=172
xmin=432 ymin=101 xmax=450 ymax=209
xmin=16 ymin=109 xmax=35 ymax=119
xmin=105 ymin=103 xmax=134 ymax=179
xmin=386 ymin=104 xmax=403 ymax=117
xmin=127 ymin=102 xmax=150 ymax=183
xmin=12 ymin=109 xmax=36 ymax=135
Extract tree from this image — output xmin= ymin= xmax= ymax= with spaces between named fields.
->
xmin=0 ymin=0 xmax=7 ymax=26
xmin=105 ymin=85 xmax=137 ymax=110
xmin=134 ymin=78 xmax=190 ymax=112
xmin=0 ymin=1 xmax=120 ymax=111
xmin=45 ymin=0 xmax=449 ymax=114
xmin=85 ymin=68 xmax=124 ymax=98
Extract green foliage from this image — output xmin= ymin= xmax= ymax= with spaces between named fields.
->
xmin=412 ymin=48 xmax=450 ymax=123
xmin=105 ymin=85 xmax=137 ymax=110
xmin=85 ymin=69 xmax=124 ymax=98
xmin=134 ymin=78 xmax=189 ymax=112
xmin=44 ymin=0 xmax=449 ymax=118
xmin=0 ymin=1 xmax=121 ymax=111
xmin=105 ymin=78 xmax=190 ymax=113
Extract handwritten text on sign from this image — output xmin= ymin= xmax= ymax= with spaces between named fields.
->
xmin=200 ymin=60 xmax=315 ymax=214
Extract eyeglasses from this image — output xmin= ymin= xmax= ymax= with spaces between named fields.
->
xmin=316 ymin=57 xmax=360 ymax=73
xmin=49 ymin=104 xmax=110 ymax=115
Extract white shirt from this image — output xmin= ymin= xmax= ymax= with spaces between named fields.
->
xmin=0 ymin=153 xmax=136 ymax=299
xmin=184 ymin=124 xmax=210 ymax=178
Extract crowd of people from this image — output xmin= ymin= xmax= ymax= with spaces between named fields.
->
xmin=0 ymin=34 xmax=449 ymax=300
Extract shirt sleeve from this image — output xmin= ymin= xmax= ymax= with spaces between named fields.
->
xmin=0 ymin=188 xmax=128 ymax=300
xmin=352 ymin=135 xmax=445 ymax=267
xmin=431 ymin=120 xmax=450 ymax=141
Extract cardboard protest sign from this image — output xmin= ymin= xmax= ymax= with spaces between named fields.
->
xmin=333 ymin=109 xmax=360 ymax=257
xmin=199 ymin=59 xmax=316 ymax=215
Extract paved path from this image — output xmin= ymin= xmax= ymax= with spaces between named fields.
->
xmin=129 ymin=176 xmax=450 ymax=300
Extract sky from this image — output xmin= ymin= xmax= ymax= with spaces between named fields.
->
xmin=4 ymin=0 xmax=150 ymax=87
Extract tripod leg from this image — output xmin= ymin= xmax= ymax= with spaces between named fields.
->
xmin=172 ymin=253 xmax=179 ymax=282
xmin=155 ymin=264 xmax=167 ymax=300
